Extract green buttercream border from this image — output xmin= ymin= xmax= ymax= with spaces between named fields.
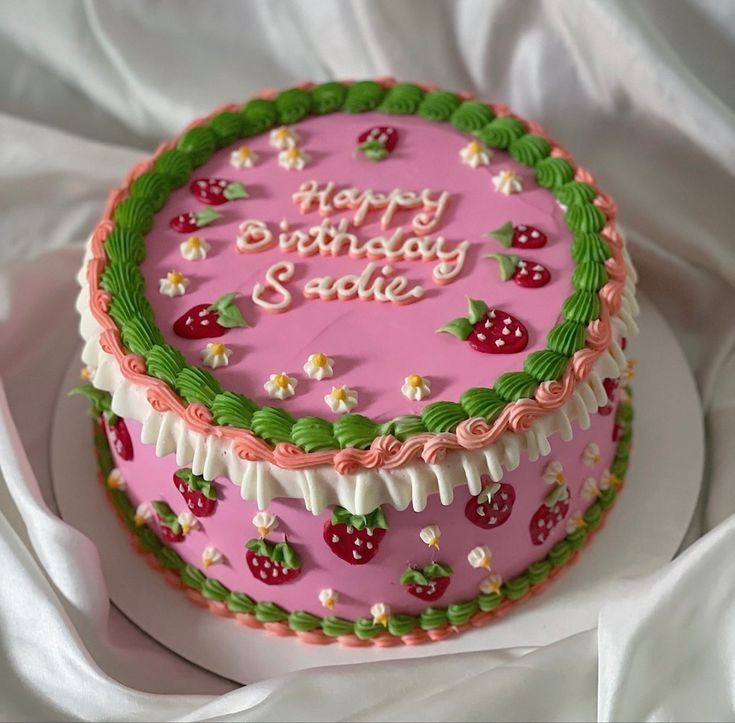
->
xmin=97 ymin=81 xmax=616 ymax=451
xmin=91 ymin=389 xmax=633 ymax=640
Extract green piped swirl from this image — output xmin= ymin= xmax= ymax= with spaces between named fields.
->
xmin=494 ymin=372 xmax=538 ymax=402
xmin=547 ymin=320 xmax=587 ymax=356
xmin=508 ymin=134 xmax=551 ymax=167
xmin=562 ymin=290 xmax=602 ymax=324
xmin=333 ymin=414 xmax=381 ymax=449
xmin=103 ymin=228 xmax=146 ymax=265
xmin=343 ymin=81 xmax=386 ymax=112
xmin=556 ymin=181 xmax=596 ymax=206
xmin=154 ymin=150 xmax=192 ymax=188
xmin=474 ymin=116 xmax=525 ymax=148
xmin=379 ymin=83 xmax=425 ymax=114
xmin=535 ymin=157 xmax=575 ymax=190
xmin=290 ymin=416 xmax=339 ymax=452
xmin=390 ymin=415 xmax=426 ymax=441
xmin=107 ymin=290 xmax=153 ymax=326
xmin=240 ymin=98 xmax=277 ymax=136
xmin=250 ymin=407 xmax=295 ymax=444
xmin=571 ymin=232 xmax=612 ymax=263
xmin=208 ymin=111 xmax=243 ymax=147
xmin=90 ymin=394 xmax=633 ymax=641
xmin=176 ymin=126 xmax=216 ymax=167
xmin=175 ymin=367 xmax=223 ymax=406
xmin=211 ymin=391 xmax=258 ymax=429
xmin=459 ymin=387 xmax=506 ymax=421
xmin=421 ymin=402 xmax=468 ymax=433
xmin=573 ymin=261 xmax=609 ymax=291
xmin=276 ymin=87 xmax=313 ymax=124
xmin=311 ymin=82 xmax=347 ymax=115
xmin=450 ymin=100 xmax=495 ymax=132
xmin=129 ymin=171 xmax=170 ymax=211
xmin=418 ymin=90 xmax=461 ymax=121
xmin=145 ymin=345 xmax=187 ymax=387
xmin=113 ymin=197 xmax=154 ymax=234
xmin=566 ymin=203 xmax=607 ymax=233
xmin=121 ymin=317 xmax=165 ymax=356
xmin=524 ymin=350 xmax=569 ymax=382
xmin=100 ymin=262 xmax=143 ymax=295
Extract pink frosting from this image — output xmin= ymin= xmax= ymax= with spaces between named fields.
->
xmin=111 ymin=408 xmax=619 ymax=621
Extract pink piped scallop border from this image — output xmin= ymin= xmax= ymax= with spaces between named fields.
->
xmin=85 ymin=80 xmax=629 ymax=474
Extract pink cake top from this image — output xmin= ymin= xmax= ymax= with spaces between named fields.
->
xmin=141 ymin=112 xmax=573 ymax=421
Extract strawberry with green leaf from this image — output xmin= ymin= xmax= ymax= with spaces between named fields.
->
xmin=465 ymin=475 xmax=516 ymax=529
xmin=323 ymin=506 xmax=388 ymax=564
xmin=70 ymin=383 xmax=134 ymax=461
xmin=245 ymin=538 xmax=302 ymax=585
xmin=173 ymin=292 xmax=247 ymax=339
xmin=529 ymin=483 xmax=570 ymax=546
xmin=173 ymin=469 xmax=217 ymax=517
xmin=355 ymin=126 xmax=399 ymax=161
xmin=488 ymin=222 xmax=547 ymax=249
xmin=400 ymin=563 xmax=453 ymax=601
xmin=485 ymin=253 xmax=551 ymax=288
xmin=190 ymin=178 xmax=248 ymax=205
xmin=169 ymin=207 xmax=221 ymax=233
xmin=152 ymin=500 xmax=185 ymax=543
xmin=437 ymin=298 xmax=529 ymax=354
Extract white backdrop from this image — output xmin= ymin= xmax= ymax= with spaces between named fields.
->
xmin=0 ymin=1 xmax=734 ymax=720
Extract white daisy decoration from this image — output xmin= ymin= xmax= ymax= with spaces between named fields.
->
xmin=80 ymin=365 xmax=95 ymax=381
xmin=566 ymin=511 xmax=587 ymax=535
xmin=419 ymin=524 xmax=441 ymax=549
xmin=201 ymin=546 xmax=224 ymax=569
xmin=252 ymin=511 xmax=278 ymax=538
xmin=177 ymin=510 xmax=198 ymax=535
xmin=492 ymin=169 xmax=523 ymax=195
xmin=134 ymin=502 xmax=152 ymax=527
xmin=106 ymin=468 xmax=126 ymax=490
xmin=460 ymin=139 xmax=492 ymax=168
xmin=264 ymin=372 xmax=298 ymax=400
xmin=582 ymin=477 xmax=601 ymax=501
xmin=270 ymin=125 xmax=299 ymax=149
xmin=278 ymin=145 xmax=310 ymax=171
xmin=324 ymin=385 xmax=358 ymax=413
xmin=201 ymin=342 xmax=232 ymax=369
xmin=599 ymin=468 xmax=622 ymax=491
xmin=319 ymin=588 xmax=338 ymax=610
xmin=622 ymin=359 xmax=637 ymax=381
xmin=303 ymin=352 xmax=334 ymax=380
xmin=542 ymin=460 xmax=566 ymax=486
xmin=371 ymin=602 xmax=390 ymax=627
xmin=401 ymin=373 xmax=431 ymax=401
xmin=582 ymin=443 xmax=602 ymax=467
xmin=229 ymin=144 xmax=259 ymax=169
xmin=158 ymin=270 xmax=190 ymax=297
xmin=179 ymin=235 xmax=211 ymax=261
xmin=467 ymin=545 xmax=492 ymax=570
xmin=480 ymin=574 xmax=503 ymax=596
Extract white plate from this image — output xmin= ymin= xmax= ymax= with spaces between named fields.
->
xmin=52 ymin=293 xmax=703 ymax=683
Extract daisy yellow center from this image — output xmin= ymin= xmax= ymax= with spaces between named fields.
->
xmin=167 ymin=271 xmax=184 ymax=284
xmin=209 ymin=343 xmax=226 ymax=356
xmin=500 ymin=170 xmax=514 ymax=180
xmin=275 ymin=127 xmax=289 ymax=139
xmin=274 ymin=374 xmax=291 ymax=389
xmin=237 ymin=145 xmax=252 ymax=157
xmin=467 ymin=141 xmax=483 ymax=155
xmin=286 ymin=147 xmax=300 ymax=160
xmin=312 ymin=352 xmax=328 ymax=367
xmin=407 ymin=373 xmax=423 ymax=388
xmin=186 ymin=236 xmax=203 ymax=249
xmin=331 ymin=387 xmax=347 ymax=401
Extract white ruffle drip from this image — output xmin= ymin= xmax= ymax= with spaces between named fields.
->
xmin=76 ymin=250 xmax=638 ymax=515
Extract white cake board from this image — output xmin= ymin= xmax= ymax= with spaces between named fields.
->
xmin=51 ymin=293 xmax=703 ymax=683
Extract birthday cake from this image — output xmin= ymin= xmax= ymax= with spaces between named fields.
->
xmin=74 ymin=79 xmax=637 ymax=646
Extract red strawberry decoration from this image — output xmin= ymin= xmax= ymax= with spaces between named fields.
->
xmin=438 ymin=298 xmax=529 ymax=354
xmin=70 ymin=383 xmax=134 ymax=461
xmin=529 ymin=482 xmax=570 ymax=546
xmin=169 ymin=207 xmax=221 ymax=233
xmin=400 ymin=562 xmax=453 ymax=602
xmin=173 ymin=469 xmax=217 ymax=517
xmin=355 ymin=126 xmax=399 ymax=161
xmin=190 ymin=178 xmax=248 ymax=205
xmin=245 ymin=538 xmax=301 ymax=585
xmin=152 ymin=501 xmax=185 ymax=543
xmin=599 ymin=377 xmax=620 ymax=416
xmin=485 ymin=253 xmax=551 ymax=288
xmin=173 ymin=292 xmax=247 ymax=339
xmin=489 ymin=222 xmax=548 ymax=249
xmin=323 ymin=506 xmax=388 ymax=565
xmin=464 ymin=476 xmax=516 ymax=529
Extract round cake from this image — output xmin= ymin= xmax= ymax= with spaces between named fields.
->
xmin=74 ymin=79 xmax=637 ymax=646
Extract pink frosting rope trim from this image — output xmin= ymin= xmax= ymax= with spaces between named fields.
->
xmin=84 ymin=81 xmax=630 ymax=473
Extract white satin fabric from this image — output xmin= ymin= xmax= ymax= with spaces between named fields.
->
xmin=0 ymin=1 xmax=734 ymax=720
